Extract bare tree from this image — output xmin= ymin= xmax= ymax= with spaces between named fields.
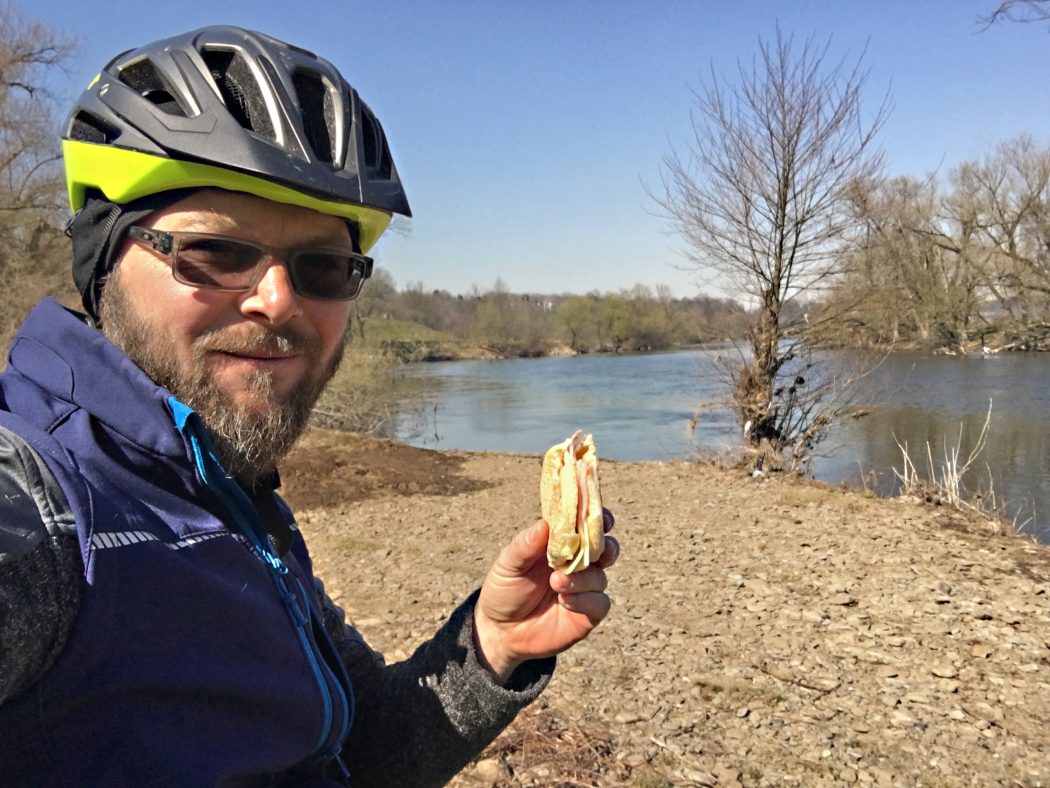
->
xmin=657 ymin=28 xmax=888 ymax=468
xmin=979 ymin=0 xmax=1050 ymax=29
xmin=0 ymin=5 xmax=77 ymax=355
xmin=946 ymin=136 xmax=1050 ymax=321
xmin=842 ymin=175 xmax=984 ymax=348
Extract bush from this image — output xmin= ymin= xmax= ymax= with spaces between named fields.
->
xmin=311 ymin=344 xmax=408 ymax=434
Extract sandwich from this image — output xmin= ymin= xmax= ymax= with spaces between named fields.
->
xmin=541 ymin=430 xmax=604 ymax=574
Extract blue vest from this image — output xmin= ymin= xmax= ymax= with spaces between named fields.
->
xmin=0 ymin=299 xmax=353 ymax=786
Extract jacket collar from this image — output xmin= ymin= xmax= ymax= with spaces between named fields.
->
xmin=7 ymin=297 xmax=189 ymax=459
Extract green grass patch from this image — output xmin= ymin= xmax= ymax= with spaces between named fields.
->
xmin=357 ymin=317 xmax=453 ymax=343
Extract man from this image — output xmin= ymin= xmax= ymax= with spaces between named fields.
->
xmin=0 ymin=26 xmax=618 ymax=786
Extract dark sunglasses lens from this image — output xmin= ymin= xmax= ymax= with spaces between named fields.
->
xmin=290 ymin=253 xmax=366 ymax=299
xmin=175 ymin=238 xmax=261 ymax=288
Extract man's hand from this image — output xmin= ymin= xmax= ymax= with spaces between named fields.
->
xmin=473 ymin=510 xmax=619 ymax=684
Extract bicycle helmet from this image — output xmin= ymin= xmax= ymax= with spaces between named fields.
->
xmin=62 ymin=25 xmax=410 ymax=255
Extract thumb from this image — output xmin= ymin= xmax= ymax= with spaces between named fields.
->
xmin=497 ymin=519 xmax=549 ymax=574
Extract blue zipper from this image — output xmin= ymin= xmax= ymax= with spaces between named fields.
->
xmin=294 ymin=574 xmax=352 ymax=749
xmin=169 ymin=397 xmax=349 ymax=760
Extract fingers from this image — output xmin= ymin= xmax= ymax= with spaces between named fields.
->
xmin=549 ymin=532 xmax=618 ymax=624
xmin=602 ymin=507 xmax=615 ymax=533
xmin=593 ymin=535 xmax=619 ymax=569
xmin=557 ymin=590 xmax=612 ymax=622
xmin=496 ymin=519 xmax=549 ymax=574
xmin=550 ymin=565 xmax=608 ymax=595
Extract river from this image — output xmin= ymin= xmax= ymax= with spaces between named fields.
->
xmin=387 ymin=349 xmax=1050 ymax=544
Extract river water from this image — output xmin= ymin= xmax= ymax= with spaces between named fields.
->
xmin=387 ymin=349 xmax=1050 ymax=544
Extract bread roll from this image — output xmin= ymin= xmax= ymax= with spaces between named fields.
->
xmin=541 ymin=431 xmax=604 ymax=573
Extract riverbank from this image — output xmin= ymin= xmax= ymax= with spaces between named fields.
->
xmin=281 ymin=430 xmax=1050 ymax=787
xmin=376 ymin=329 xmax=1050 ymax=364
xmin=377 ymin=337 xmax=728 ymax=363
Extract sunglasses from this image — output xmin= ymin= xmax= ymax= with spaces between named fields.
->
xmin=126 ymin=226 xmax=373 ymax=301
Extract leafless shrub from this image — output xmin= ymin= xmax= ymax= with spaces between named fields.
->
xmin=311 ymin=345 xmax=408 ymax=435
xmin=691 ymin=340 xmax=884 ymax=473
xmin=892 ymin=399 xmax=1032 ymax=535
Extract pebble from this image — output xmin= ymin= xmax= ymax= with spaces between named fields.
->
xmin=931 ymin=664 xmax=958 ymax=678
xmin=618 ymin=752 xmax=648 ymax=768
xmin=890 ymin=710 xmax=916 ymax=727
xmin=678 ymin=767 xmax=717 ymax=785
xmin=471 ymin=758 xmax=505 ymax=781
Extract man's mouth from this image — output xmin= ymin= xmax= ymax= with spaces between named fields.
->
xmin=218 ymin=349 xmax=300 ymax=360
xmin=195 ymin=326 xmax=321 ymax=372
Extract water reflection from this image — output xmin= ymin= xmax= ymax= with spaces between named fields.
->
xmin=388 ymin=350 xmax=737 ymax=460
xmin=390 ymin=349 xmax=1050 ymax=543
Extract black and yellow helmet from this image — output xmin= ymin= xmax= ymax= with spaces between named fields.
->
xmin=62 ymin=25 xmax=410 ymax=254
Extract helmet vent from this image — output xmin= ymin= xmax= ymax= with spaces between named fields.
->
xmin=68 ymin=111 xmax=120 ymax=144
xmin=360 ymin=106 xmax=393 ymax=179
xmin=117 ymin=59 xmax=187 ymax=116
xmin=200 ymin=48 xmax=275 ymax=141
xmin=292 ymin=70 xmax=335 ymax=164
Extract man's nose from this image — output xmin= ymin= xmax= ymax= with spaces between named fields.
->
xmin=238 ymin=258 xmax=303 ymax=325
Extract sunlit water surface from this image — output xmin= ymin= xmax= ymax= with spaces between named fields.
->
xmin=387 ymin=349 xmax=1050 ymax=544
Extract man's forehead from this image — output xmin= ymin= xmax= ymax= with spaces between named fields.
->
xmin=148 ymin=189 xmax=353 ymax=245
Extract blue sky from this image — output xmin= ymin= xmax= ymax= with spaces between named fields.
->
xmin=39 ymin=1 xmax=1050 ymax=298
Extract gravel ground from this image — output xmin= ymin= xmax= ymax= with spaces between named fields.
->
xmin=282 ymin=430 xmax=1050 ymax=787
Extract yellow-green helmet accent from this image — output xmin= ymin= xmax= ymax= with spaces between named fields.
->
xmin=63 ymin=140 xmax=392 ymax=253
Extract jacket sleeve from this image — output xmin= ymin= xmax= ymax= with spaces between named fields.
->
xmin=314 ymin=579 xmax=554 ymax=787
xmin=0 ymin=426 xmax=81 ymax=706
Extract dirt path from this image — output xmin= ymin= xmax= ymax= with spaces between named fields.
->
xmin=282 ymin=430 xmax=1050 ymax=787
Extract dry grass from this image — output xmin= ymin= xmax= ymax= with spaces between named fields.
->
xmin=311 ymin=342 xmax=415 ymax=435
xmin=463 ymin=704 xmax=632 ymax=787
xmin=892 ymin=399 xmax=1032 ymax=536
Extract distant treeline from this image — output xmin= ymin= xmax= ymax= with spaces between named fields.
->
xmin=348 ymin=275 xmax=750 ymax=359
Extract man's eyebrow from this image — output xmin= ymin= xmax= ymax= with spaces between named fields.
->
xmin=292 ymin=231 xmax=354 ymax=248
xmin=159 ymin=222 xmax=353 ymax=249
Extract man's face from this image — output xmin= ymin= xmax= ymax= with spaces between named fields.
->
xmin=99 ymin=189 xmax=355 ymax=483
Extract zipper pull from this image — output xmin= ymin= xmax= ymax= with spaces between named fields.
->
xmin=332 ymin=753 xmax=351 ymax=782
xmin=280 ymin=584 xmax=308 ymax=627
xmin=266 ymin=551 xmax=290 ymax=574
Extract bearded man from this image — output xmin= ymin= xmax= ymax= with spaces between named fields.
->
xmin=0 ymin=26 xmax=617 ymax=786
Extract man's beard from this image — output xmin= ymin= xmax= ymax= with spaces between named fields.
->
xmin=99 ymin=272 xmax=344 ymax=486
